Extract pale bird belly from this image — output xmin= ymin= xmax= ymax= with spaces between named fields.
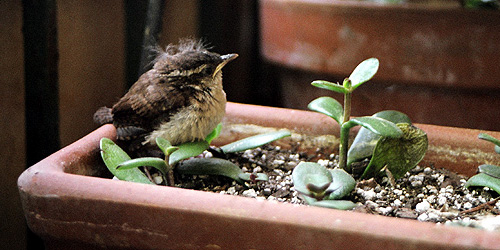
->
xmin=145 ymin=101 xmax=226 ymax=146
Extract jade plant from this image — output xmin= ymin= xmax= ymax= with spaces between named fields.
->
xmin=307 ymin=58 xmax=427 ymax=176
xmin=465 ymin=133 xmax=500 ymax=194
xmin=292 ymin=162 xmax=356 ymax=209
xmin=100 ymin=124 xmax=290 ymax=185
xmin=293 ymin=58 xmax=428 ymax=210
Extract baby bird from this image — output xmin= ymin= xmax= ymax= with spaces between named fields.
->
xmin=94 ymin=39 xmax=238 ymax=152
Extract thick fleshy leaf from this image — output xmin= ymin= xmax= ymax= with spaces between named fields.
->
xmin=292 ymin=162 xmax=332 ymax=196
xmin=372 ymin=110 xmax=412 ymax=125
xmin=292 ymin=162 xmax=332 ymax=190
xmin=292 ymin=162 xmax=355 ymax=202
xmin=478 ymin=133 xmax=500 ymax=154
xmin=348 ymin=111 xmax=411 ymax=166
xmin=155 ymin=137 xmax=179 ymax=156
xmin=99 ymin=138 xmax=153 ymax=184
xmin=478 ymin=133 xmax=500 ymax=146
xmin=349 ymin=58 xmax=379 ymax=90
xmin=176 ymin=157 xmax=245 ymax=184
xmin=156 ymin=137 xmax=171 ymax=152
xmin=301 ymin=195 xmax=318 ymax=205
xmin=310 ymin=200 xmax=357 ymax=210
xmin=465 ymin=173 xmax=500 ymax=195
xmin=311 ymin=80 xmax=347 ymax=94
xmin=169 ymin=140 xmax=209 ymax=165
xmin=117 ymin=157 xmax=170 ymax=176
xmin=220 ymin=130 xmax=291 ymax=153
xmin=205 ymin=123 xmax=223 ymax=144
xmin=360 ymin=123 xmax=428 ymax=179
xmin=307 ymin=96 xmax=343 ymax=124
xmin=478 ymin=164 xmax=500 ymax=179
xmin=347 ymin=117 xmax=403 ymax=138
xmin=326 ymin=169 xmax=356 ymax=200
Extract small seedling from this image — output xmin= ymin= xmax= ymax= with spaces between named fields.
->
xmin=100 ymin=124 xmax=290 ymax=186
xmin=307 ymin=58 xmax=427 ymax=178
xmin=465 ymin=133 xmax=500 ymax=195
xmin=100 ymin=138 xmax=154 ymax=184
xmin=294 ymin=59 xmax=428 ymax=210
xmin=308 ymin=58 xmax=402 ymax=171
xmin=292 ymin=162 xmax=356 ymax=210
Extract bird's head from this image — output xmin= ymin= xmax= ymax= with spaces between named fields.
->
xmin=153 ymin=40 xmax=238 ymax=87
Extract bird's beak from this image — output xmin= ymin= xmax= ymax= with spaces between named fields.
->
xmin=213 ymin=53 xmax=238 ymax=77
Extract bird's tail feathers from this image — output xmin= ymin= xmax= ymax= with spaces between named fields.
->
xmin=93 ymin=107 xmax=113 ymax=125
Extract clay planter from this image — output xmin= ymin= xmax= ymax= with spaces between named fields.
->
xmin=260 ymin=0 xmax=500 ymax=131
xmin=19 ymin=102 xmax=500 ymax=249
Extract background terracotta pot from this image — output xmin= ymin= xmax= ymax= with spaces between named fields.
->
xmin=260 ymin=0 xmax=500 ymax=131
xmin=18 ymin=103 xmax=500 ymax=249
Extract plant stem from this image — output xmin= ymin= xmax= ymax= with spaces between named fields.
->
xmin=339 ymin=91 xmax=352 ymax=171
xmin=339 ymin=123 xmax=350 ymax=171
xmin=164 ymin=155 xmax=175 ymax=186
xmin=343 ymin=92 xmax=352 ymax=124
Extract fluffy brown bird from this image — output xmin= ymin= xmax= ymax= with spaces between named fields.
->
xmin=94 ymin=39 xmax=238 ymax=152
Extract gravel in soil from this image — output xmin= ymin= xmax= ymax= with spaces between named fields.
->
xmin=172 ymin=144 xmax=500 ymax=231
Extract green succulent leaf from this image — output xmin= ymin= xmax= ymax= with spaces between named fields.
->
xmin=478 ymin=133 xmax=500 ymax=146
xmin=169 ymin=140 xmax=209 ymax=166
xmin=348 ymin=110 xmax=412 ymax=166
xmin=176 ymin=157 xmax=245 ymax=184
xmin=117 ymin=157 xmax=170 ymax=176
xmin=155 ymin=137 xmax=179 ymax=156
xmin=311 ymin=80 xmax=347 ymax=94
xmin=372 ymin=110 xmax=412 ymax=125
xmin=478 ymin=133 xmax=500 ymax=154
xmin=156 ymin=137 xmax=172 ymax=152
xmin=165 ymin=146 xmax=180 ymax=156
xmin=292 ymin=162 xmax=332 ymax=195
xmin=326 ymin=169 xmax=356 ymax=200
xmin=347 ymin=117 xmax=403 ymax=138
xmin=310 ymin=200 xmax=357 ymax=210
xmin=307 ymin=96 xmax=344 ymax=124
xmin=300 ymin=194 xmax=318 ymax=205
xmin=292 ymin=162 xmax=355 ymax=204
xmin=478 ymin=164 xmax=500 ymax=179
xmin=99 ymin=138 xmax=153 ymax=184
xmin=205 ymin=123 xmax=223 ymax=144
xmin=349 ymin=58 xmax=379 ymax=91
xmin=360 ymin=123 xmax=428 ymax=179
xmin=465 ymin=173 xmax=500 ymax=195
xmin=220 ymin=130 xmax=291 ymax=153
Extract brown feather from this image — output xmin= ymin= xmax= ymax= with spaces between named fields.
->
xmin=93 ymin=107 xmax=113 ymax=125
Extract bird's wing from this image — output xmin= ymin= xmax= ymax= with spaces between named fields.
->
xmin=111 ymin=69 xmax=190 ymax=140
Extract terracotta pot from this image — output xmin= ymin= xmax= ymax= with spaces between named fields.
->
xmin=19 ymin=102 xmax=500 ymax=249
xmin=260 ymin=0 xmax=500 ymax=131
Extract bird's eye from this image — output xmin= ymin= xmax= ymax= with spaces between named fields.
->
xmin=201 ymin=66 xmax=213 ymax=76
